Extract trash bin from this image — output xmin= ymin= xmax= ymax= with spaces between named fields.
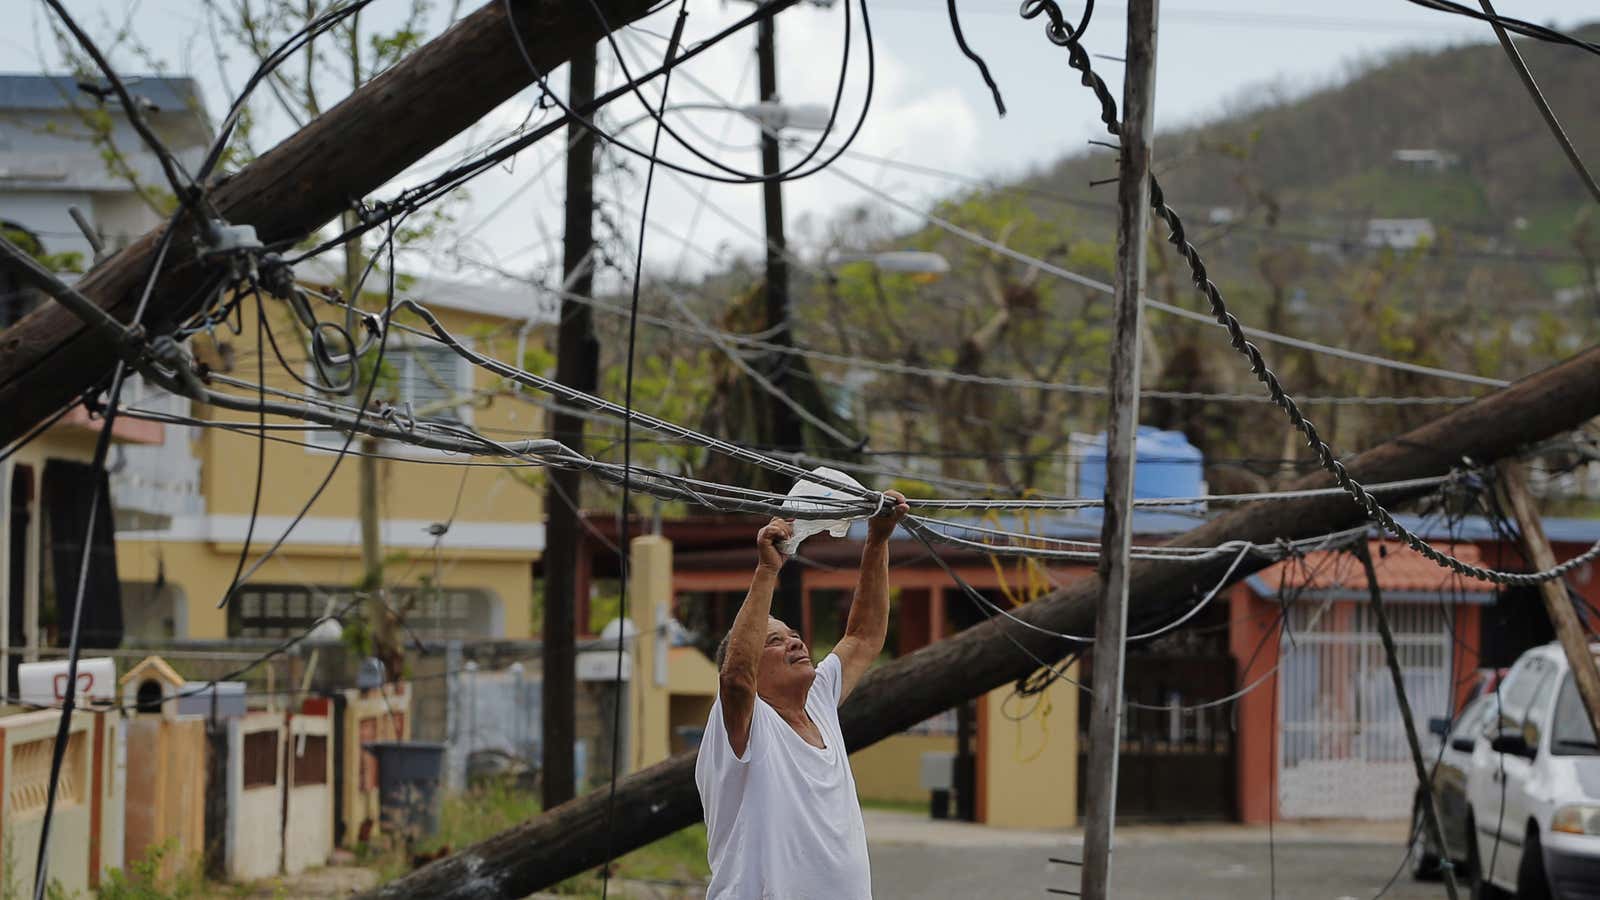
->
xmin=366 ymin=740 xmax=447 ymax=840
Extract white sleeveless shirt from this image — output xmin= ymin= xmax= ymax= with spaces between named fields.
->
xmin=695 ymin=653 xmax=872 ymax=900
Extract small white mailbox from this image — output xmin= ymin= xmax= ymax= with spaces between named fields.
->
xmin=17 ymin=657 xmax=117 ymax=708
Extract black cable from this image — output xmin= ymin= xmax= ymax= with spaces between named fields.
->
xmin=196 ymin=0 xmax=384 ymax=182
xmin=573 ymin=0 xmax=860 ymax=183
xmin=1399 ymin=0 xmax=1600 ymax=58
xmin=285 ymin=0 xmax=832 ymax=264
xmin=30 ymin=201 xmax=183 ymax=900
xmin=0 ymin=380 xmax=106 ymax=466
xmin=1476 ymin=0 xmax=1600 ymax=206
xmin=601 ymin=8 xmax=686 ymax=896
xmin=223 ymin=217 xmax=409 ymax=602
xmin=555 ymin=0 xmax=874 ymax=187
xmin=219 ymin=286 xmax=270 ymax=626
xmin=257 ymin=292 xmax=361 ymax=395
xmin=946 ymin=0 xmax=1007 ymax=116
xmin=43 ymin=0 xmax=209 ymax=216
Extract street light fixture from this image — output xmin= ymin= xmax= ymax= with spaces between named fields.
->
xmin=827 ymin=249 xmax=951 ymax=279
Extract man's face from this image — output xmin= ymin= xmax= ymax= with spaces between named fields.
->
xmin=757 ymin=617 xmax=815 ymax=697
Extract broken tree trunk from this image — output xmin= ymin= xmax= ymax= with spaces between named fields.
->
xmin=0 ymin=0 xmax=778 ymax=445
xmin=361 ymin=346 xmax=1600 ymax=900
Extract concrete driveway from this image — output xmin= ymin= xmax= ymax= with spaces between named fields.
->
xmin=865 ymin=810 xmax=1449 ymax=899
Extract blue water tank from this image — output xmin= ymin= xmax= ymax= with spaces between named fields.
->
xmin=1076 ymin=426 xmax=1205 ymax=503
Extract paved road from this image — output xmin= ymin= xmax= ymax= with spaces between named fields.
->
xmin=871 ymin=840 xmax=1448 ymax=899
xmin=864 ymin=811 xmax=1449 ymax=899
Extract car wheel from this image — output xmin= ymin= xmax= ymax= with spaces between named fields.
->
xmin=1516 ymin=827 xmax=1551 ymax=900
xmin=1468 ymin=815 xmax=1508 ymax=900
xmin=1411 ymin=801 xmax=1442 ymax=881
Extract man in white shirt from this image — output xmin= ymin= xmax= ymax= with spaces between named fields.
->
xmin=695 ymin=491 xmax=910 ymax=900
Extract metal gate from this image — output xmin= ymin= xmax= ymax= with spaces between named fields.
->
xmin=1278 ymin=601 xmax=1453 ymax=819
xmin=1076 ymin=654 xmax=1237 ymax=821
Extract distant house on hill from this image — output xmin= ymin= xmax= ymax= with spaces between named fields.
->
xmin=1391 ymin=148 xmax=1458 ymax=173
xmin=1365 ymin=217 xmax=1436 ymax=250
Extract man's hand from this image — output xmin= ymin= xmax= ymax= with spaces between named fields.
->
xmin=867 ymin=490 xmax=910 ymax=544
xmin=756 ymin=518 xmax=794 ymax=570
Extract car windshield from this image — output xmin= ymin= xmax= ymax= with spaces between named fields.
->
xmin=1551 ymin=675 xmax=1600 ymax=755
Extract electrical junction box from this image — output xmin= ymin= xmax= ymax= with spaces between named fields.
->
xmin=576 ymin=650 xmax=631 ymax=682
xmin=174 ymin=681 xmax=247 ymax=720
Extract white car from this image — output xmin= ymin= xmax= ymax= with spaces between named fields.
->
xmin=1465 ymin=641 xmax=1600 ymax=899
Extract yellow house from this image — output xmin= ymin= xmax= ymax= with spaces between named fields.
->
xmin=113 ymin=270 xmax=557 ymax=641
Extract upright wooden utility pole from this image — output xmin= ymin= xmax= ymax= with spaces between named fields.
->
xmin=1496 ymin=460 xmax=1600 ymax=740
xmin=1080 ymin=3 xmax=1157 ymax=897
xmin=754 ymin=14 xmax=804 ymax=628
xmin=542 ymin=41 xmax=599 ymax=811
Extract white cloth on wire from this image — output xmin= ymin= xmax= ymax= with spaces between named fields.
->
xmin=776 ymin=466 xmax=870 ymax=556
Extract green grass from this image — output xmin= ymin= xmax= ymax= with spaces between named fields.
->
xmin=1306 ymin=169 xmax=1493 ymax=225
xmin=368 ymin=781 xmax=709 ymax=897
xmin=860 ymin=797 xmax=931 ymax=815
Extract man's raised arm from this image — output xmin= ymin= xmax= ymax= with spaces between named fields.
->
xmin=718 ymin=518 xmax=792 ymax=757
xmin=833 ymin=491 xmax=910 ymax=702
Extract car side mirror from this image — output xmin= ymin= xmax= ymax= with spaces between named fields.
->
xmin=1490 ymin=732 xmax=1535 ymax=759
xmin=1451 ymin=736 xmax=1476 ymax=753
xmin=1428 ymin=717 xmax=1451 ymax=738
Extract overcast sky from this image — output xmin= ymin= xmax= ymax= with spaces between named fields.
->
xmin=7 ymin=0 xmax=1595 ymax=292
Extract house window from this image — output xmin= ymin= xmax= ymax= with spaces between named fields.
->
xmin=307 ymin=339 xmax=473 ymax=451
xmin=230 ymin=584 xmax=499 ymax=640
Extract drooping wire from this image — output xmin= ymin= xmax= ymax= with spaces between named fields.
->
xmin=284 ymin=0 xmax=835 ymax=263
xmin=42 ymin=0 xmax=211 ymax=216
xmin=221 ymin=217 xmax=409 ymax=603
xmin=1474 ymin=0 xmax=1600 ymax=206
xmin=502 ymin=0 xmax=874 ymax=187
xmin=601 ymin=6 xmax=687 ymax=895
xmin=219 ymin=285 xmax=271 ymax=622
xmin=947 ymin=0 xmax=1007 ymax=116
xmin=1399 ymin=0 xmax=1600 ymax=58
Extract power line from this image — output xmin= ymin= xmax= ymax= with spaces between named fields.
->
xmin=823 ymin=162 xmax=1512 ymax=388
xmin=456 ymin=247 xmax=1486 ymax=407
xmin=1474 ymin=0 xmax=1600 ymax=206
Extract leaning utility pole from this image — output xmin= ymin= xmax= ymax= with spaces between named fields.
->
xmin=0 ymin=0 xmax=812 ymax=448
xmin=1081 ymin=2 xmax=1157 ymax=897
xmin=1496 ymin=460 xmax=1600 ymax=740
xmin=542 ymin=41 xmax=599 ymax=812
xmin=755 ymin=12 xmax=804 ymax=628
xmin=359 ymin=343 xmax=1600 ymax=900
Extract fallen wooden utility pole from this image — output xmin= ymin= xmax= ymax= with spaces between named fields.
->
xmin=0 ymin=0 xmax=807 ymax=447
xmin=360 ymin=346 xmax=1600 ymax=900
xmin=1496 ymin=460 xmax=1600 ymax=741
